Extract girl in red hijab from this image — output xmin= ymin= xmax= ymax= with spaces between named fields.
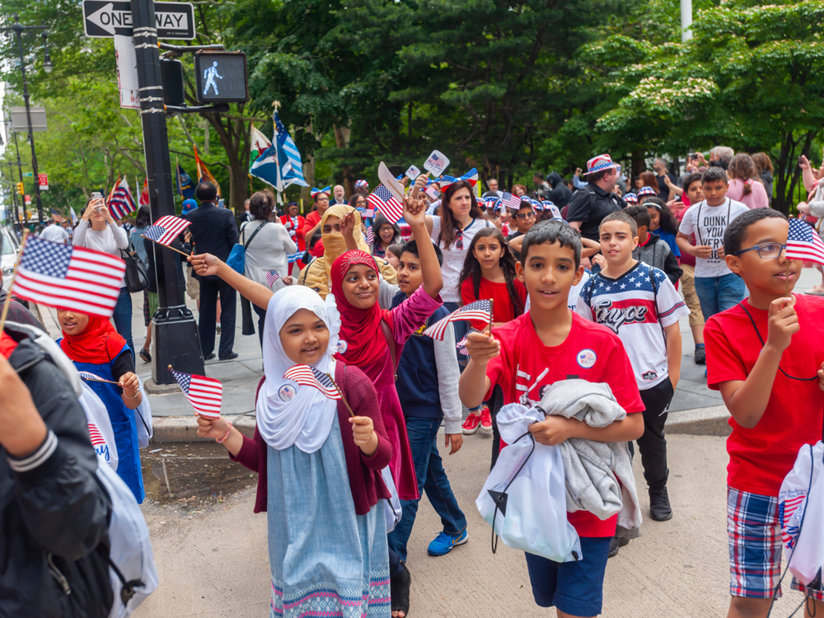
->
xmin=58 ymin=310 xmax=144 ymax=502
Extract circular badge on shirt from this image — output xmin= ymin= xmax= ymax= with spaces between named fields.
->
xmin=336 ymin=340 xmax=348 ymax=354
xmin=278 ymin=384 xmax=296 ymax=402
xmin=576 ymin=349 xmax=597 ymax=369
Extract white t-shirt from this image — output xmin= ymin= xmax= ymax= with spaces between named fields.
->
xmin=575 ymin=262 xmax=689 ymax=390
xmin=678 ymin=198 xmax=749 ymax=278
xmin=430 ymin=215 xmax=493 ymax=303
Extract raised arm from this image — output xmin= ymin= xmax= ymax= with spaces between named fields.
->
xmin=189 ymin=253 xmax=274 ymax=310
xmin=404 ymin=192 xmax=442 ymax=298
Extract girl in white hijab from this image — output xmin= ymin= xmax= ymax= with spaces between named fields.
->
xmin=197 ymin=285 xmax=393 ymax=617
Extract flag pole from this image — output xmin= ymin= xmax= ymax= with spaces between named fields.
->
xmin=273 ymin=102 xmax=284 ymax=207
xmin=141 ymin=235 xmax=192 ymax=257
xmin=0 ymin=230 xmax=29 ymax=334
xmin=327 ymin=372 xmax=356 ymax=417
xmin=80 ymin=374 xmax=120 ymax=385
xmin=488 ymin=298 xmax=494 ymax=333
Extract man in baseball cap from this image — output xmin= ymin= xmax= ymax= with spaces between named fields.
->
xmin=565 ymin=154 xmax=625 ymax=241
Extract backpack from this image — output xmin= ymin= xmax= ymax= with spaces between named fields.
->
xmin=4 ymin=321 xmax=158 ymax=617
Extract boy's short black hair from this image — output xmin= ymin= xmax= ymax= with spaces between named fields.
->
xmin=520 ymin=220 xmax=581 ymax=268
xmin=399 ymin=239 xmax=444 ymax=266
xmin=723 ymin=208 xmax=787 ymax=256
xmin=624 ymin=204 xmax=651 ymax=229
xmin=682 ymin=172 xmax=703 ymax=193
xmin=701 ymin=167 xmax=728 ymax=185
xmin=599 ymin=210 xmax=638 ymax=236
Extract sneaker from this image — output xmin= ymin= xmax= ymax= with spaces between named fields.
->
xmin=427 ymin=529 xmax=468 ymax=556
xmin=607 ymin=535 xmax=628 ymax=558
xmin=462 ymin=413 xmax=481 ymax=435
xmin=480 ymin=407 xmax=493 ymax=434
xmin=649 ymin=486 xmax=673 ymax=521
xmin=694 ymin=343 xmax=706 ymax=365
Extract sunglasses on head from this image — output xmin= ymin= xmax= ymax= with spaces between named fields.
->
xmin=456 ymin=229 xmax=463 ymax=250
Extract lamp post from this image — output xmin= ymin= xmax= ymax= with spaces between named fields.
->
xmin=1 ymin=17 xmax=52 ymax=224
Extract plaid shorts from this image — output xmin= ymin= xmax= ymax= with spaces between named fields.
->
xmin=727 ymin=488 xmax=824 ymax=601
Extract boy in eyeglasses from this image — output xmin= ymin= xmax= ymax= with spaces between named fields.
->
xmin=676 ymin=166 xmax=749 ymax=320
xmin=705 ymin=208 xmax=824 ymax=617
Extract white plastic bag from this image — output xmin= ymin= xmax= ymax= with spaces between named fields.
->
xmin=79 ymin=381 xmax=120 ymax=471
xmin=779 ymin=441 xmax=824 ymax=587
xmin=381 ymin=466 xmax=402 ymax=533
xmin=476 ymin=403 xmax=581 ymax=563
xmin=96 ymin=458 xmax=159 ymax=617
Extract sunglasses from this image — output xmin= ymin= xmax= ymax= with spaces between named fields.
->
xmin=456 ymin=229 xmax=463 ymax=250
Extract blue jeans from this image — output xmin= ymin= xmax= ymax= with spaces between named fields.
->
xmin=387 ymin=416 xmax=466 ymax=562
xmin=694 ymin=273 xmax=746 ymax=320
xmin=112 ymin=287 xmax=134 ymax=356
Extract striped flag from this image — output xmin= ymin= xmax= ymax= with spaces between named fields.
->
xmin=365 ymin=226 xmax=374 ymax=246
xmin=142 ymin=215 xmax=191 ymax=246
xmin=169 ymin=367 xmax=223 ymax=418
xmin=88 ymin=423 xmax=107 ymax=447
xmin=500 ymin=192 xmax=521 ymax=211
xmin=786 ymin=218 xmax=824 ymax=265
xmin=11 ymin=236 xmax=126 ymax=318
xmin=423 ymin=300 xmax=492 ymax=341
xmin=287 ymin=252 xmax=303 ymax=264
xmin=780 ymin=493 xmax=807 ymax=549
xmin=265 ymin=269 xmax=280 ymax=287
xmin=367 ymin=184 xmax=404 ymax=224
xmin=283 ymin=364 xmax=342 ymax=400
xmin=78 ymin=370 xmax=113 ymax=384
xmin=107 ymin=177 xmax=137 ymax=220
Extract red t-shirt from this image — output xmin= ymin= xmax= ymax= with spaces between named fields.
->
xmin=485 ymin=311 xmax=644 ymax=537
xmin=460 ymin=276 xmax=527 ymax=326
xmin=705 ymin=294 xmax=824 ymax=496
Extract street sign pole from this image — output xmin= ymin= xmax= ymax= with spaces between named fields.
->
xmin=131 ymin=0 xmax=204 ymax=383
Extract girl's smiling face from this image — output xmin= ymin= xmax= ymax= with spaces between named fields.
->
xmin=57 ymin=309 xmax=89 ymax=336
xmin=341 ymin=264 xmax=379 ymax=309
xmin=279 ymin=309 xmax=330 ymax=365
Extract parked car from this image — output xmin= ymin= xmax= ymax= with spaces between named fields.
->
xmin=1 ymin=226 xmax=19 ymax=291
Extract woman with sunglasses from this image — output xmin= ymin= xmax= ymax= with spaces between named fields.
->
xmin=420 ymin=179 xmax=493 ymax=315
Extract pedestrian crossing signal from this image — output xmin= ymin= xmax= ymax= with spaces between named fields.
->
xmin=16 ymin=182 xmax=24 ymax=195
xmin=194 ymin=51 xmax=248 ymax=104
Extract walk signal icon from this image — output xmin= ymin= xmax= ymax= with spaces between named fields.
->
xmin=194 ymin=52 xmax=248 ymax=104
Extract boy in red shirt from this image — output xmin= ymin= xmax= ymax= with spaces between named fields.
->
xmin=705 ymin=208 xmax=824 ymax=617
xmin=460 ymin=221 xmax=644 ymax=618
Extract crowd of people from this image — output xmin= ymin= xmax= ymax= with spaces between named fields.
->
xmin=3 ymin=145 xmax=824 ymax=618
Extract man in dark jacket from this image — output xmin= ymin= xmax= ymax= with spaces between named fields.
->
xmin=546 ymin=171 xmax=572 ymax=209
xmin=566 ymin=154 xmax=625 ymax=241
xmin=1 ymin=324 xmax=112 ymax=617
xmin=186 ymin=181 xmax=239 ymax=360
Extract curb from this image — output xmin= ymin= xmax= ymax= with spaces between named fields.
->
xmin=149 ymin=405 xmax=733 ymax=444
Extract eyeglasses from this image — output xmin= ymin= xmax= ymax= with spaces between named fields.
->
xmin=456 ymin=229 xmax=463 ymax=250
xmin=732 ymin=242 xmax=786 ymax=260
xmin=515 ymin=212 xmax=535 ymax=219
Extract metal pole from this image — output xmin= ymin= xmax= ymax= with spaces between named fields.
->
xmin=6 ymin=160 xmax=19 ymax=232
xmin=14 ymin=23 xmax=44 ymax=223
xmin=132 ymin=0 xmax=204 ymax=383
xmin=681 ymin=0 xmax=693 ymax=42
xmin=12 ymin=132 xmax=27 ymax=228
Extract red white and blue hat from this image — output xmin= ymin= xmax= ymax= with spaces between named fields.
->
xmin=582 ymin=153 xmax=621 ymax=176
xmin=637 ymin=186 xmax=657 ymax=197
xmin=311 ymin=186 xmax=331 ymax=198
xmin=354 ymin=179 xmax=369 ymax=192
xmin=529 ymin=198 xmax=543 ymax=211
xmin=623 ymin=192 xmax=639 ymax=204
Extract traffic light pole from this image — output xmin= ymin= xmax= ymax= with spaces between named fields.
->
xmin=131 ymin=0 xmax=204 ymax=383
xmin=12 ymin=133 xmax=27 ymax=229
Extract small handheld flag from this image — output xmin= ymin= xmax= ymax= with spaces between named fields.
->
xmin=283 ymin=364 xmax=342 ymax=400
xmin=365 ymin=226 xmax=374 ymax=246
xmin=78 ymin=370 xmax=120 ymax=385
xmin=367 ymin=184 xmax=404 ymax=224
xmin=500 ymin=192 xmax=521 ymax=211
xmin=786 ymin=218 xmax=824 ymax=265
xmin=11 ymin=236 xmax=126 ymax=318
xmin=423 ymin=300 xmax=493 ymax=341
xmin=265 ymin=269 xmax=281 ymax=287
xmin=142 ymin=215 xmax=191 ymax=247
xmin=168 ymin=366 xmax=223 ymax=418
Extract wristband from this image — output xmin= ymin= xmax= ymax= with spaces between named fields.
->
xmin=216 ymin=422 xmax=233 ymax=444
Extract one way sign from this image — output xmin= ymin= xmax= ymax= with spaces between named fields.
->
xmin=83 ymin=0 xmax=195 ymax=39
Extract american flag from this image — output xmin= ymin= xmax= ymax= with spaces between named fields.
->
xmin=88 ymin=423 xmax=106 ymax=447
xmin=780 ymin=493 xmax=807 ymax=549
xmin=367 ymin=184 xmax=404 ymax=224
xmin=786 ymin=218 xmax=824 ymax=265
xmin=283 ymin=364 xmax=342 ymax=400
xmin=107 ymin=178 xmax=136 ymax=220
xmin=11 ymin=236 xmax=126 ymax=318
xmin=423 ymin=300 xmax=492 ymax=341
xmin=265 ymin=269 xmax=280 ymax=287
xmin=365 ymin=225 xmax=374 ymax=246
xmin=500 ymin=192 xmax=521 ymax=211
xmin=169 ymin=367 xmax=223 ymax=418
xmin=78 ymin=370 xmax=112 ymax=383
xmin=142 ymin=215 xmax=191 ymax=246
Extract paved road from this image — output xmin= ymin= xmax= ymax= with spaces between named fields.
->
xmin=138 ymin=433 xmax=807 ymax=617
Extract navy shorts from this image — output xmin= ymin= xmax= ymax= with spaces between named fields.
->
xmin=525 ymin=537 xmax=611 ymax=616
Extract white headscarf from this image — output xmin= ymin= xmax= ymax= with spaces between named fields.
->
xmin=256 ymin=286 xmax=342 ymax=452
